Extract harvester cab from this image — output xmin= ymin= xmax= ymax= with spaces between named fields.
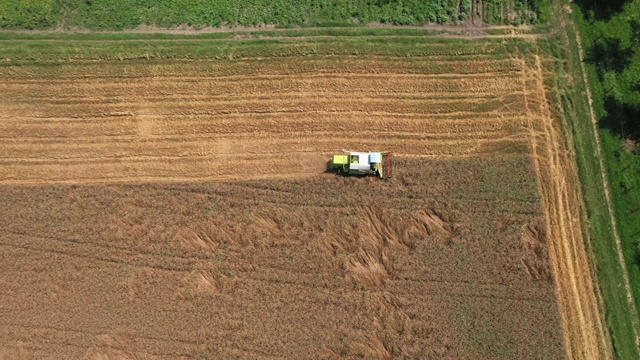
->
xmin=329 ymin=150 xmax=392 ymax=178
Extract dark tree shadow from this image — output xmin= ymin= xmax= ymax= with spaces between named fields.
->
xmin=599 ymin=96 xmax=640 ymax=141
xmin=630 ymin=19 xmax=640 ymax=47
xmin=585 ymin=37 xmax=634 ymax=81
xmin=573 ymin=0 xmax=632 ymax=21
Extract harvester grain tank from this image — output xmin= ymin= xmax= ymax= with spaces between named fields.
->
xmin=329 ymin=150 xmax=392 ymax=178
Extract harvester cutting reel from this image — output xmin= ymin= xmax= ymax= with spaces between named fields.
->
xmin=329 ymin=150 xmax=392 ymax=179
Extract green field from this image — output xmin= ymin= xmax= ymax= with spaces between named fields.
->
xmin=0 ymin=33 xmax=518 ymax=67
xmin=574 ymin=3 xmax=640 ymax=316
xmin=0 ymin=0 xmax=546 ymax=30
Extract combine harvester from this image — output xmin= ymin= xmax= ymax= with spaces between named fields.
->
xmin=329 ymin=150 xmax=392 ymax=179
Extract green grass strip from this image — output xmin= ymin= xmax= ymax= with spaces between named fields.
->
xmin=540 ymin=2 xmax=640 ymax=358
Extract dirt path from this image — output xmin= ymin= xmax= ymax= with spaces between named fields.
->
xmin=525 ymin=55 xmax=611 ymax=359
xmin=573 ymin=27 xmax=640 ymax=349
xmin=471 ymin=0 xmax=484 ymax=26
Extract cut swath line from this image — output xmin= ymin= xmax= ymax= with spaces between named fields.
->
xmin=526 ymin=54 xmax=612 ymax=359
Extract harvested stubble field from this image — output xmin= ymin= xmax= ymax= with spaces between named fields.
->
xmin=0 ymin=37 xmax=609 ymax=359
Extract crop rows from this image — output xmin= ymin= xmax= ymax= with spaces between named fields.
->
xmin=0 ymin=46 xmax=607 ymax=358
xmin=0 ymin=57 xmax=529 ymax=185
xmin=0 ymin=155 xmax=564 ymax=359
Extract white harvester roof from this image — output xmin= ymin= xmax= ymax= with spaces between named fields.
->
xmin=348 ymin=151 xmax=382 ymax=171
xmin=369 ymin=152 xmax=382 ymax=164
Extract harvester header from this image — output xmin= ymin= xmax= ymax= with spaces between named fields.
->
xmin=329 ymin=150 xmax=392 ymax=178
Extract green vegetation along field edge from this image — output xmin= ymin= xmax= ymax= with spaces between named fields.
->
xmin=0 ymin=0 xmax=550 ymax=30
xmin=540 ymin=0 xmax=640 ymax=358
xmin=573 ymin=0 xmax=640 ymax=342
xmin=0 ymin=27 xmax=448 ymax=41
xmin=0 ymin=32 xmax=528 ymax=66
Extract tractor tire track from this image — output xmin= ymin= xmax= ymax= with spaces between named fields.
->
xmin=0 ymin=231 xmax=196 ymax=272
xmin=527 ymin=55 xmax=611 ymax=359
